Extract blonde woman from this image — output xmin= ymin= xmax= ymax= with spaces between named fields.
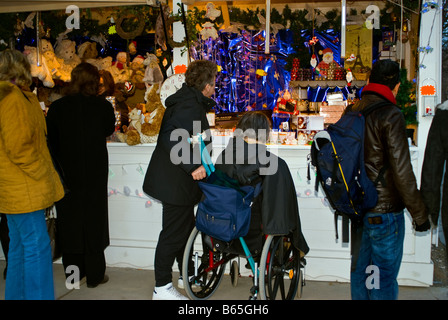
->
xmin=0 ymin=49 xmax=64 ymax=299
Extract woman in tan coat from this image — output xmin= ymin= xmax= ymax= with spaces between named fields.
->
xmin=0 ymin=49 xmax=64 ymax=299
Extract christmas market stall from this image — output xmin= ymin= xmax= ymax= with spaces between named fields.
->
xmin=0 ymin=0 xmax=443 ymax=287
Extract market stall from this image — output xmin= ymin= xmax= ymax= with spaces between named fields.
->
xmin=0 ymin=0 xmax=442 ymax=286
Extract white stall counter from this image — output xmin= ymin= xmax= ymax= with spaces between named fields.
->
xmin=105 ymin=142 xmax=433 ymax=286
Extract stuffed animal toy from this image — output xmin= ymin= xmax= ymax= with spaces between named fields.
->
xmin=116 ymin=107 xmax=143 ymax=145
xmin=155 ymin=5 xmax=171 ymax=51
xmin=129 ymin=41 xmax=138 ymax=56
xmin=130 ymin=55 xmax=146 ymax=89
xmin=110 ymin=52 xmax=131 ymax=83
xmin=23 ymin=45 xmax=54 ymax=87
xmin=55 ymin=39 xmax=81 ymax=69
xmin=200 ymin=21 xmax=219 ymax=40
xmin=141 ymin=83 xmax=165 ymax=138
xmin=142 ymin=53 xmax=164 ymax=91
xmin=127 ymin=107 xmax=143 ymax=133
xmin=78 ymin=41 xmax=98 ymax=61
xmin=40 ymin=39 xmax=54 ymax=53
xmin=43 ymin=50 xmax=71 ymax=82
xmin=113 ymin=52 xmax=127 ymax=70
xmin=96 ymin=56 xmax=113 ymax=71
xmin=124 ymin=128 xmax=141 ymax=145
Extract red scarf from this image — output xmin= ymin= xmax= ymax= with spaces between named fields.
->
xmin=361 ymin=83 xmax=397 ymax=105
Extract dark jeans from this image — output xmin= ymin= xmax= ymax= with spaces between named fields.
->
xmin=154 ymin=202 xmax=195 ymax=287
xmin=350 ymin=211 xmax=405 ymax=300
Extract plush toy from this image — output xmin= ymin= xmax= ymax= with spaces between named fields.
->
xmin=96 ymin=56 xmax=113 ymax=71
xmin=55 ymin=39 xmax=81 ymax=69
xmin=141 ymin=83 xmax=165 ymax=139
xmin=200 ymin=21 xmax=219 ymax=40
xmin=130 ymin=55 xmax=146 ymax=89
xmin=110 ymin=52 xmax=131 ymax=83
xmin=155 ymin=5 xmax=171 ymax=51
xmin=142 ymin=53 xmax=164 ymax=91
xmin=78 ymin=41 xmax=98 ymax=61
xmin=23 ymin=45 xmax=54 ymax=87
xmin=116 ymin=107 xmax=142 ymax=145
xmin=113 ymin=52 xmax=127 ymax=70
xmin=40 ymin=39 xmax=54 ymax=53
xmin=43 ymin=50 xmax=71 ymax=82
xmin=127 ymin=107 xmax=143 ymax=132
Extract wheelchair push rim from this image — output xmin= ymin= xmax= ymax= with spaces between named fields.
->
xmin=259 ymin=234 xmax=301 ymax=300
xmin=182 ymin=227 xmax=232 ymax=300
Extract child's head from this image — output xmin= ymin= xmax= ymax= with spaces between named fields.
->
xmin=235 ymin=111 xmax=271 ymax=144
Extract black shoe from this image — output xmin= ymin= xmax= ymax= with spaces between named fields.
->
xmin=87 ymin=274 xmax=109 ymax=288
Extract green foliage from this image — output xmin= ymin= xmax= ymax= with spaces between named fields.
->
xmin=397 ymin=68 xmax=418 ymax=125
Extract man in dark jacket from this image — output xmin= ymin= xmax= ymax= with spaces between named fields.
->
xmin=349 ymin=60 xmax=429 ymax=300
xmin=143 ymin=60 xmax=217 ymax=300
xmin=421 ymin=99 xmax=448 ymax=259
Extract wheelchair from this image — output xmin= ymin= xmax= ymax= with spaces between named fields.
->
xmin=181 ymin=227 xmax=306 ymax=300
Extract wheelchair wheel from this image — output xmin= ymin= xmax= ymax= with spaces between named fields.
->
xmin=182 ymin=227 xmax=230 ymax=300
xmin=259 ymin=234 xmax=301 ymax=300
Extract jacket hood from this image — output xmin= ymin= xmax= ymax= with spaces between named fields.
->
xmin=0 ymin=81 xmax=14 ymax=103
xmin=165 ymin=83 xmax=216 ymax=112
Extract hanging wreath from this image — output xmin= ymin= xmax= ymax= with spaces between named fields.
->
xmin=115 ymin=12 xmax=145 ymax=40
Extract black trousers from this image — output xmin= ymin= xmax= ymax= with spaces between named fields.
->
xmin=154 ymin=202 xmax=195 ymax=287
xmin=62 ymin=251 xmax=106 ymax=287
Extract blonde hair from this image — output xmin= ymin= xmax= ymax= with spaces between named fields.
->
xmin=0 ymin=49 xmax=32 ymax=88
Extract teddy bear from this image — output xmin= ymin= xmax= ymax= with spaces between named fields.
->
xmin=23 ymin=45 xmax=54 ymax=87
xmin=40 ymin=39 xmax=54 ymax=53
xmin=43 ymin=50 xmax=71 ymax=82
xmin=55 ymin=39 xmax=81 ymax=69
xmin=141 ymin=83 xmax=165 ymax=139
xmin=77 ymin=41 xmax=98 ymax=61
xmin=95 ymin=56 xmax=113 ymax=71
xmin=142 ymin=53 xmax=164 ymax=91
xmin=116 ymin=107 xmax=143 ymax=145
xmin=130 ymin=55 xmax=146 ymax=89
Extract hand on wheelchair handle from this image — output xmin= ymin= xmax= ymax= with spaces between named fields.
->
xmin=191 ymin=165 xmax=207 ymax=180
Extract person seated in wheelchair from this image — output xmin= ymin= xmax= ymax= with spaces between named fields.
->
xmin=214 ymin=111 xmax=309 ymax=259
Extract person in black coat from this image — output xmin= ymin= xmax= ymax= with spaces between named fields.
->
xmin=214 ymin=111 xmax=309 ymax=258
xmin=143 ymin=60 xmax=217 ymax=300
xmin=46 ymin=63 xmax=116 ymax=288
xmin=421 ymin=99 xmax=448 ymax=256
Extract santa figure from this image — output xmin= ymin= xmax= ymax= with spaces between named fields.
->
xmin=316 ymin=48 xmax=339 ymax=77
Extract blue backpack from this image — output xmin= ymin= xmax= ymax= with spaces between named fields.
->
xmin=310 ymin=101 xmax=390 ymax=241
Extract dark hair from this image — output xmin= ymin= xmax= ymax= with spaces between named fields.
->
xmin=369 ymin=59 xmax=400 ymax=90
xmin=66 ymin=62 xmax=100 ymax=96
xmin=185 ymin=60 xmax=217 ymax=92
xmin=235 ymin=111 xmax=271 ymax=143
xmin=99 ymin=69 xmax=115 ymax=96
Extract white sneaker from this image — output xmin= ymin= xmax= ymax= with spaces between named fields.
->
xmin=178 ymin=275 xmax=197 ymax=290
xmin=152 ymin=283 xmax=189 ymax=300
